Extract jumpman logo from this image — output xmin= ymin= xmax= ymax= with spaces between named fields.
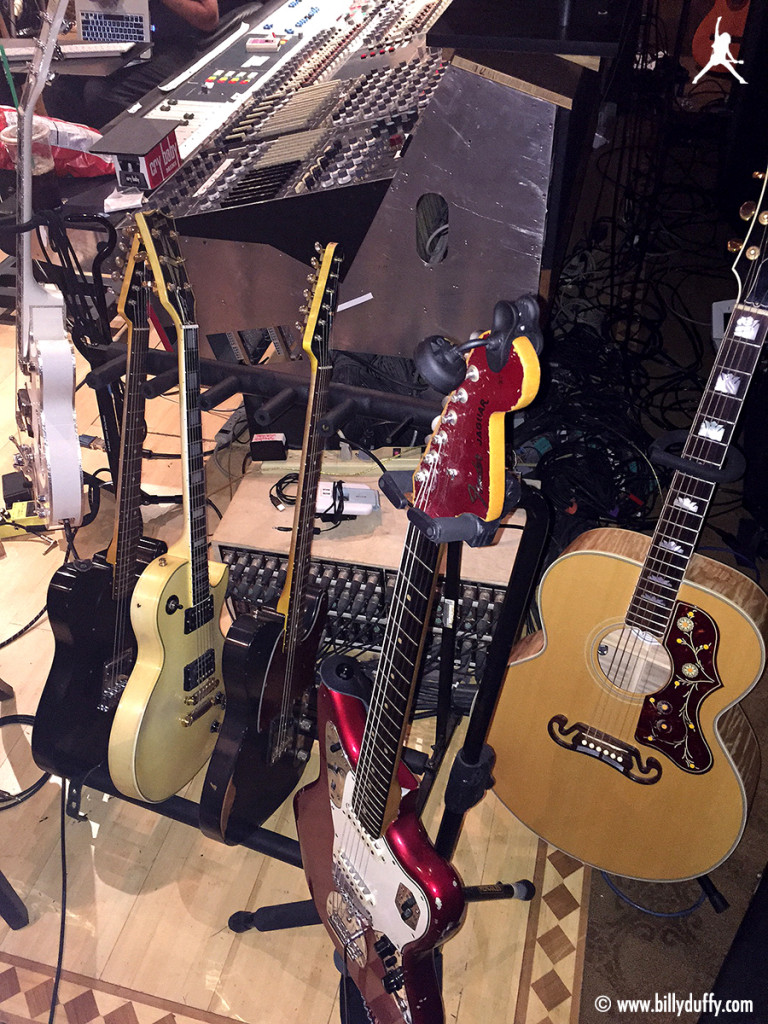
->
xmin=692 ymin=15 xmax=747 ymax=84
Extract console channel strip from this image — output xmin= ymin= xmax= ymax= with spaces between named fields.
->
xmin=219 ymin=543 xmax=507 ymax=712
xmin=136 ymin=0 xmax=451 ymax=216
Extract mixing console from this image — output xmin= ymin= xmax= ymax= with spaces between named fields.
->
xmin=124 ymin=0 xmax=453 ymax=218
xmin=219 ymin=542 xmax=508 ymax=712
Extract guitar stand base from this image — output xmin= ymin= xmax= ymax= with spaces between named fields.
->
xmin=228 ymin=898 xmax=321 ymax=933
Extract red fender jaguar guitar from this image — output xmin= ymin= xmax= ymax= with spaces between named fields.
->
xmin=295 ymin=319 xmax=541 ymax=1024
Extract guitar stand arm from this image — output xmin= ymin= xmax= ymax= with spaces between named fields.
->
xmin=650 ymin=431 xmax=746 ymax=484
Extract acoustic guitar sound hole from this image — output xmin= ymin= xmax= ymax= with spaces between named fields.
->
xmin=596 ymin=627 xmax=672 ymax=696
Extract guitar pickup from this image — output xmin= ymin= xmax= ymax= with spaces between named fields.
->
xmin=184 ymin=594 xmax=214 ymax=634
xmin=183 ymin=647 xmax=216 ymax=690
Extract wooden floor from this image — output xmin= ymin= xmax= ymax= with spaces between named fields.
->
xmin=0 ymin=317 xmax=590 ymax=1024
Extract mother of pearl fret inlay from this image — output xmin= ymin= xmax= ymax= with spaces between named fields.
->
xmin=715 ymin=371 xmax=742 ymax=395
xmin=673 ymin=496 xmax=700 ymax=512
xmin=659 ymin=538 xmax=685 ymax=554
xmin=734 ymin=314 xmax=761 ymax=339
xmin=698 ymin=419 xmax=725 ymax=441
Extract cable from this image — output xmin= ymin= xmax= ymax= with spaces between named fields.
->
xmin=49 ymin=778 xmax=67 ymax=1024
xmin=600 ymin=871 xmax=707 ymax=918
xmin=0 ymin=714 xmax=50 ymax=808
xmin=0 ymin=606 xmax=47 ymax=650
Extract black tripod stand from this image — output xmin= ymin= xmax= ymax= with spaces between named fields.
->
xmin=226 ymin=483 xmax=552 ymax=1022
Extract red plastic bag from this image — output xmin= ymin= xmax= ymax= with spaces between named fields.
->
xmin=0 ymin=106 xmax=114 ymax=177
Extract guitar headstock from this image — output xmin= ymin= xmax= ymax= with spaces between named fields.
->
xmin=412 ymin=332 xmax=540 ymax=523
xmin=298 ymin=242 xmax=343 ymax=371
xmin=135 ymin=210 xmax=196 ymax=328
xmin=116 ymin=229 xmax=150 ymax=331
xmin=732 ymin=167 xmax=768 ymax=308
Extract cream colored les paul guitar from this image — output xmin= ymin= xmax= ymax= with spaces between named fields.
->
xmin=108 ymin=211 xmax=227 ymax=803
xmin=490 ymin=174 xmax=768 ymax=883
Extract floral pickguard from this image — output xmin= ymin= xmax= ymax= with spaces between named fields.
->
xmin=635 ymin=602 xmax=720 ymax=773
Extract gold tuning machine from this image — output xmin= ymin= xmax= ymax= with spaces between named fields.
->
xmin=727 ymin=239 xmax=743 ymax=253
xmin=740 ymin=201 xmax=756 ymax=221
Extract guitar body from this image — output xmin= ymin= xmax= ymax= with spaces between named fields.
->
xmin=18 ymin=333 xmax=83 ymax=525
xmin=199 ymin=592 xmax=324 ymax=842
xmin=295 ymin=661 xmax=466 ymax=1024
xmin=108 ymin=552 xmax=228 ymax=802
xmin=32 ymin=537 xmax=166 ymax=779
xmin=692 ymin=0 xmax=750 ymax=67
xmin=490 ymin=527 xmax=766 ymax=881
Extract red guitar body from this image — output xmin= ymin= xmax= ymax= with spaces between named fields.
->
xmin=295 ymin=657 xmax=466 ymax=1024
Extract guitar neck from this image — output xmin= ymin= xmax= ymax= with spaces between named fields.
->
xmin=279 ymin=361 xmax=331 ymax=648
xmin=108 ymin=242 xmax=151 ymax=599
xmin=352 ymin=521 xmax=440 ymax=838
xmin=110 ymin=321 xmax=150 ymax=598
xmin=179 ymin=321 xmax=211 ymax=613
xmin=627 ymin=301 xmax=768 ymax=636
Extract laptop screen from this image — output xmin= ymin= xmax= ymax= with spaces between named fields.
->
xmin=75 ymin=0 xmax=151 ymax=43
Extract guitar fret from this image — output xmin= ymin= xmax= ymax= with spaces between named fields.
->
xmin=352 ymin=521 xmax=439 ymax=834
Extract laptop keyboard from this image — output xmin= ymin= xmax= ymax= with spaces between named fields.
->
xmin=81 ymin=12 xmax=146 ymax=42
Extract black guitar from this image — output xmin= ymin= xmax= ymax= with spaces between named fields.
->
xmin=199 ymin=242 xmax=342 ymax=842
xmin=32 ymin=231 xmax=166 ymax=779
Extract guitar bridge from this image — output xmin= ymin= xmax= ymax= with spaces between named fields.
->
xmin=548 ymin=714 xmax=662 ymax=784
xmin=99 ymin=647 xmax=134 ymax=711
xmin=184 ymin=648 xmax=215 ymax=691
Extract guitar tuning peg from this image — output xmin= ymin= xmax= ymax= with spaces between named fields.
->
xmin=740 ymin=201 xmax=756 ymax=221
xmin=753 ymin=171 xmax=765 ymax=180
xmin=314 ymin=241 xmax=323 ymax=254
xmin=727 ymin=238 xmax=743 ymax=253
xmin=310 ymin=257 xmax=319 ymax=269
xmin=295 ymin=320 xmax=304 ymax=330
xmin=746 ymin=245 xmax=761 ymax=260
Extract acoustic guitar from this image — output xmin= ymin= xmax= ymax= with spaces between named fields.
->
xmin=108 ymin=211 xmax=228 ymax=803
xmin=199 ymin=242 xmax=342 ymax=843
xmin=295 ymin=320 xmax=541 ymax=1024
xmin=32 ymin=229 xmax=166 ymax=779
xmin=489 ymin=173 xmax=768 ymax=882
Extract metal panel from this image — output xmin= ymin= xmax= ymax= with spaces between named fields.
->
xmin=181 ymin=62 xmax=557 ymax=357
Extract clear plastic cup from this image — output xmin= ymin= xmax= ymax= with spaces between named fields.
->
xmin=0 ymin=116 xmax=61 ymax=211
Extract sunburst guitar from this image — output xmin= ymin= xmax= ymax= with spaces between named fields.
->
xmin=489 ymin=170 xmax=768 ymax=882
xmin=108 ymin=211 xmax=227 ymax=803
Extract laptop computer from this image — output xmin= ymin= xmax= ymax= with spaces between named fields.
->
xmin=75 ymin=0 xmax=152 ymax=44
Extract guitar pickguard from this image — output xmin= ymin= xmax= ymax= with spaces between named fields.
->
xmin=635 ymin=602 xmax=721 ymax=773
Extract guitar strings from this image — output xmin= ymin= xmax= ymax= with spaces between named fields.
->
xmin=597 ymin=214 xmax=767 ymax=744
xmin=278 ymin=251 xmax=337 ymax=754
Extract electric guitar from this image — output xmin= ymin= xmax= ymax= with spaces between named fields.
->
xmin=692 ymin=0 xmax=750 ymax=69
xmin=199 ymin=242 xmax=342 ymax=843
xmin=295 ymin=324 xmax=541 ymax=1024
xmin=489 ymin=172 xmax=768 ymax=883
xmin=13 ymin=0 xmax=82 ymax=525
xmin=108 ymin=211 xmax=228 ymax=803
xmin=32 ymin=229 xmax=167 ymax=779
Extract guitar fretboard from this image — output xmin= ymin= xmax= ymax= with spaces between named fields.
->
xmin=283 ymin=361 xmax=332 ymax=651
xmin=181 ymin=323 xmax=211 ymax=617
xmin=626 ymin=302 xmax=768 ymax=637
xmin=352 ymin=521 xmax=439 ymax=838
xmin=111 ymin=283 xmax=150 ymax=602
